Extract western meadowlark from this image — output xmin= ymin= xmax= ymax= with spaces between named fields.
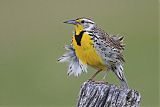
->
xmin=58 ymin=17 xmax=128 ymax=88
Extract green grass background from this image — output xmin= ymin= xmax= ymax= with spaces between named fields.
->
xmin=0 ymin=0 xmax=159 ymax=107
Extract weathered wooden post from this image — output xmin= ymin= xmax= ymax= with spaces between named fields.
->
xmin=77 ymin=81 xmax=141 ymax=107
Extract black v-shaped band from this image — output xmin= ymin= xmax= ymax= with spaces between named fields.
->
xmin=75 ymin=31 xmax=86 ymax=46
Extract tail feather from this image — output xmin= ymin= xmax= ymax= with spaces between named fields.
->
xmin=111 ymin=63 xmax=128 ymax=89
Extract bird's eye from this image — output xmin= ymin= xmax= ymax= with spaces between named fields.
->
xmin=81 ymin=20 xmax=85 ymax=23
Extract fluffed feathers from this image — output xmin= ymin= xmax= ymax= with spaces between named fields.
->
xmin=58 ymin=45 xmax=87 ymax=76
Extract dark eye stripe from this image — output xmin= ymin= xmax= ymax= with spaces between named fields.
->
xmin=81 ymin=20 xmax=94 ymax=24
xmin=81 ymin=20 xmax=85 ymax=23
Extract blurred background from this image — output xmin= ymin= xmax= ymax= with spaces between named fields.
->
xmin=0 ymin=0 xmax=159 ymax=107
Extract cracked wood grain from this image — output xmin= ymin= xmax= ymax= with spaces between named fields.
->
xmin=77 ymin=81 xmax=141 ymax=107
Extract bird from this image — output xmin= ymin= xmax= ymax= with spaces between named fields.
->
xmin=58 ymin=17 xmax=128 ymax=88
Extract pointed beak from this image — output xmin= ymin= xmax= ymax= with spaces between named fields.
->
xmin=63 ymin=19 xmax=77 ymax=25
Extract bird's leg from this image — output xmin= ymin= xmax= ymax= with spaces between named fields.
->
xmin=102 ymin=71 xmax=108 ymax=80
xmin=95 ymin=71 xmax=108 ymax=84
xmin=89 ymin=69 xmax=102 ymax=81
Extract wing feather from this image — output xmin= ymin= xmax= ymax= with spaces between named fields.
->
xmin=89 ymin=26 xmax=125 ymax=65
xmin=89 ymin=26 xmax=128 ymax=88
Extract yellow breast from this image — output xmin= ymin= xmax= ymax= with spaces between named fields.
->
xmin=72 ymin=32 xmax=106 ymax=70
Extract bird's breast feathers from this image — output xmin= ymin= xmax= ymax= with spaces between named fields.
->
xmin=72 ymin=32 xmax=106 ymax=70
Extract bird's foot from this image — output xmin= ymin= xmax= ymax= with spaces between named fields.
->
xmin=87 ymin=79 xmax=108 ymax=84
xmin=94 ymin=80 xmax=108 ymax=84
xmin=87 ymin=78 xmax=95 ymax=82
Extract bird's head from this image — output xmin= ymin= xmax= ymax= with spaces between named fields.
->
xmin=64 ymin=17 xmax=95 ymax=34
